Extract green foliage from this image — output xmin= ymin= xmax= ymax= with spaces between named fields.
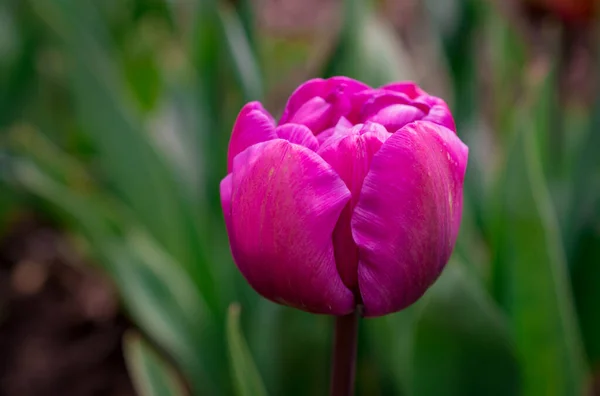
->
xmin=412 ymin=262 xmax=520 ymax=396
xmin=323 ymin=0 xmax=414 ymax=86
xmin=227 ymin=304 xmax=268 ymax=396
xmin=492 ymin=68 xmax=587 ymax=395
xmin=2 ymin=0 xmax=600 ymax=394
xmin=124 ymin=332 xmax=189 ymax=396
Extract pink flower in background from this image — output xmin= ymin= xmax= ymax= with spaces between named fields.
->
xmin=220 ymin=77 xmax=468 ymax=317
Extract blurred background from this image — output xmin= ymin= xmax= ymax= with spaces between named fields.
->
xmin=1 ymin=0 xmax=599 ymax=395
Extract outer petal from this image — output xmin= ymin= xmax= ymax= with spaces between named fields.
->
xmin=275 ymin=123 xmax=319 ymax=151
xmin=227 ymin=102 xmax=277 ymax=172
xmin=280 ymin=77 xmax=370 ymax=128
xmin=352 ymin=121 xmax=468 ymax=317
xmin=318 ymin=123 xmax=390 ymax=293
xmin=230 ymin=139 xmax=354 ymax=314
xmin=220 ymin=174 xmax=233 ymax=234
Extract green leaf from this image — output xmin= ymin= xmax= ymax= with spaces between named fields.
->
xmin=323 ymin=0 xmax=413 ymax=86
xmin=217 ymin=4 xmax=263 ymax=102
xmin=248 ymin=304 xmax=331 ymax=396
xmin=0 ymin=1 xmax=38 ymax=128
xmin=364 ymin=306 xmax=418 ymax=395
xmin=227 ymin=304 xmax=268 ymax=396
xmin=27 ymin=0 xmax=220 ymax=316
xmin=11 ymin=159 xmax=219 ymax=395
xmin=124 ymin=331 xmax=188 ymax=396
xmin=230 ymin=0 xmax=256 ymax=53
xmin=568 ymin=82 xmax=600 ymax=366
xmin=492 ymin=69 xmax=587 ymax=395
xmin=425 ymin=0 xmax=480 ymax=126
xmin=412 ymin=262 xmax=519 ymax=396
xmin=110 ymin=231 xmax=217 ymax=395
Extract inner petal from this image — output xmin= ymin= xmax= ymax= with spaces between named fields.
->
xmin=367 ymin=104 xmax=426 ymax=133
xmin=276 ymin=123 xmax=319 ymax=151
xmin=288 ymin=97 xmax=332 ymax=133
xmin=317 ymin=123 xmax=391 ymax=294
xmin=317 ymin=117 xmax=354 ymax=149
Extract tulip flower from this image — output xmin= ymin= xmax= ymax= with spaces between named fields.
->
xmin=220 ymin=77 xmax=468 ymax=318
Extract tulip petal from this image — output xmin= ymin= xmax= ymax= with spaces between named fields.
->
xmin=357 ymin=90 xmax=429 ymax=117
xmin=230 ymin=139 xmax=354 ymax=314
xmin=280 ymin=77 xmax=370 ymax=128
xmin=367 ymin=104 xmax=426 ymax=133
xmin=352 ymin=121 xmax=468 ymax=317
xmin=318 ymin=123 xmax=391 ymax=293
xmin=380 ymin=82 xmax=426 ymax=99
xmin=379 ymin=83 xmax=456 ymax=132
xmin=275 ymin=123 xmax=319 ymax=151
xmin=422 ymin=98 xmax=456 ymax=132
xmin=220 ymin=173 xmax=233 ymax=234
xmin=227 ymin=102 xmax=277 ymax=172
xmin=317 ymin=117 xmax=353 ymax=147
xmin=287 ymin=97 xmax=334 ymax=133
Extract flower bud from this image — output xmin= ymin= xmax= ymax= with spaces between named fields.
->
xmin=220 ymin=77 xmax=468 ymax=317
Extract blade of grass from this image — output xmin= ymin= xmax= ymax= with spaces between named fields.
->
xmin=227 ymin=304 xmax=268 ymax=396
xmin=322 ymin=0 xmax=414 ymax=87
xmin=28 ymin=0 xmax=221 ymax=317
xmin=411 ymin=261 xmax=519 ymax=396
xmin=492 ymin=65 xmax=587 ymax=395
xmin=11 ymin=159 xmax=219 ymax=395
xmin=124 ymin=331 xmax=189 ymax=396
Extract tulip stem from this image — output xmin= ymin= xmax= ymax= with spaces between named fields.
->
xmin=330 ymin=310 xmax=359 ymax=396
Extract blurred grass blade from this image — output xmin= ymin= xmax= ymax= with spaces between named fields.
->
xmin=365 ymin=307 xmax=418 ymax=395
xmin=194 ymin=0 xmax=262 ymax=102
xmin=322 ymin=0 xmax=413 ymax=86
xmin=11 ymin=159 xmax=219 ymax=394
xmin=227 ymin=304 xmax=268 ymax=396
xmin=217 ymin=4 xmax=263 ymax=101
xmin=492 ymin=66 xmax=587 ymax=395
xmin=9 ymin=124 xmax=94 ymax=188
xmin=412 ymin=262 xmax=519 ymax=396
xmin=0 ymin=2 xmax=37 ymax=128
xmin=124 ymin=331 xmax=189 ymax=396
xmin=425 ymin=0 xmax=480 ymax=126
xmin=28 ymin=0 xmax=220 ymax=315
xmin=230 ymin=0 xmax=256 ymax=52
xmin=568 ymin=74 xmax=600 ymax=366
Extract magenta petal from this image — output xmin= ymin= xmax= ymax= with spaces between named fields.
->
xmin=318 ymin=123 xmax=390 ymax=293
xmin=227 ymin=102 xmax=277 ymax=172
xmin=230 ymin=139 xmax=354 ymax=314
xmin=280 ymin=77 xmax=370 ymax=124
xmin=379 ymin=82 xmax=426 ymax=99
xmin=220 ymin=174 xmax=233 ymax=234
xmin=379 ymin=83 xmax=456 ymax=132
xmin=422 ymin=99 xmax=456 ymax=132
xmin=367 ymin=104 xmax=426 ymax=133
xmin=275 ymin=123 xmax=319 ymax=151
xmin=317 ymin=117 xmax=353 ymax=147
xmin=288 ymin=97 xmax=333 ymax=133
xmin=352 ymin=121 xmax=468 ymax=317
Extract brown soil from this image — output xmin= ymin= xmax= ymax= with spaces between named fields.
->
xmin=0 ymin=215 xmax=135 ymax=396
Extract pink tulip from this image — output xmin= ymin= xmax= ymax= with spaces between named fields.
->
xmin=220 ymin=77 xmax=468 ymax=317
